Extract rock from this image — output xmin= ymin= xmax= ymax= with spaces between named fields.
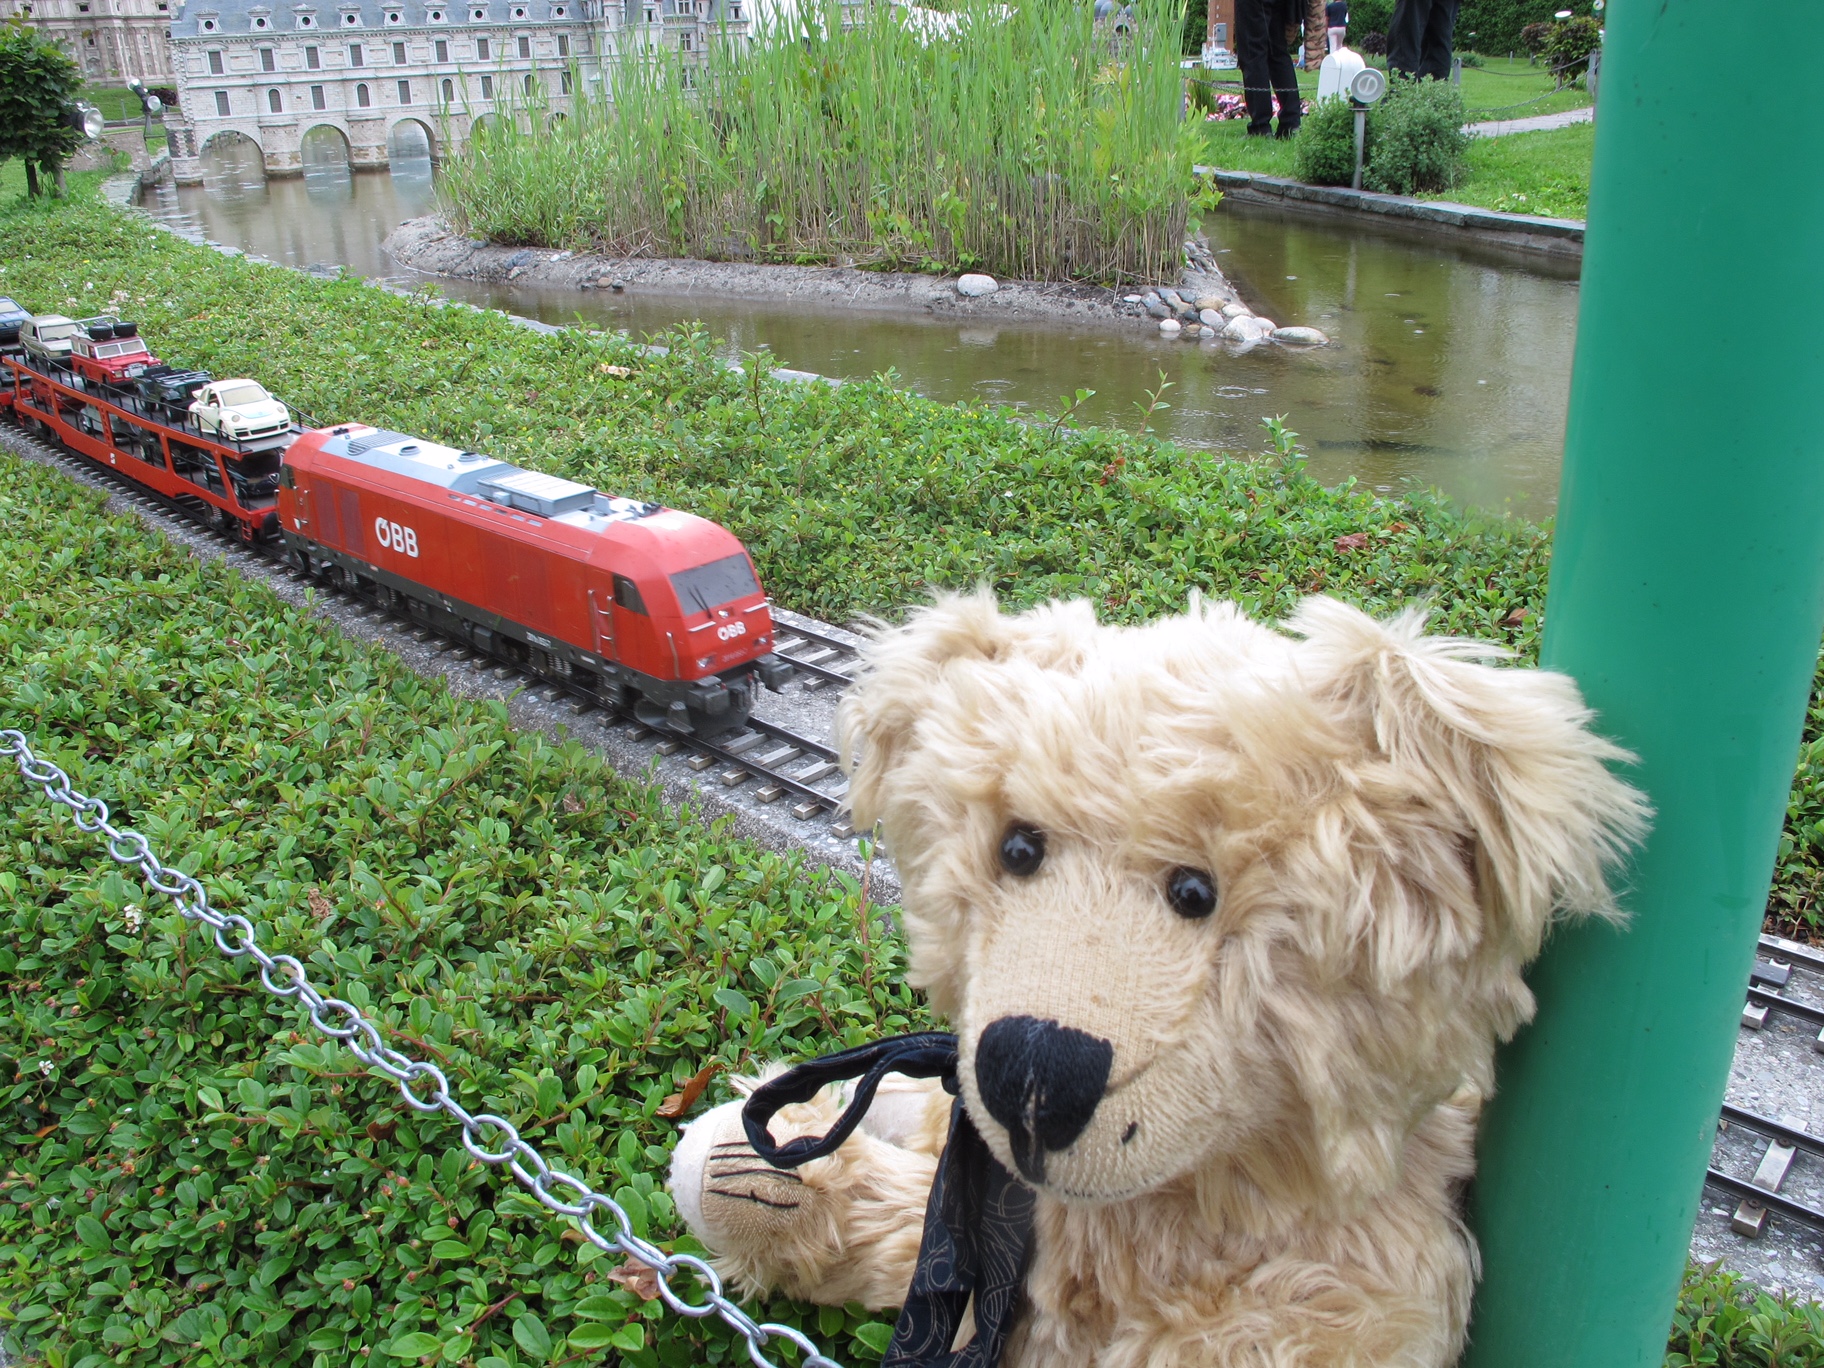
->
xmin=1199 ymin=308 xmax=1223 ymax=328
xmin=1158 ymin=318 xmax=1182 ymax=336
xmin=1273 ymin=326 xmax=1330 ymax=346
xmin=1194 ymin=294 xmax=1226 ymax=312
xmin=1159 ymin=288 xmax=1186 ymax=311
xmin=1145 ymin=300 xmax=1171 ymax=319
xmin=1176 ymin=304 xmax=1201 ymax=322
xmin=1221 ymin=301 xmax=1250 ymax=319
xmin=957 ymin=273 xmax=1000 ymax=297
xmin=610 ymin=278 xmax=626 ymax=292
xmin=1224 ymin=315 xmax=1272 ymax=342
xmin=1143 ymin=291 xmax=1162 ymax=305
xmin=1198 ymin=325 xmax=1218 ymax=339
xmin=1254 ymin=318 xmax=1277 ymax=332
xmin=1123 ymin=294 xmax=1143 ymax=304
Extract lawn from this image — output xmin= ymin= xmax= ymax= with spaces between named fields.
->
xmin=1194 ymin=54 xmax=1594 ymax=218
xmin=1201 ymin=117 xmax=1592 ymax=219
xmin=0 ymin=156 xmax=125 ymax=211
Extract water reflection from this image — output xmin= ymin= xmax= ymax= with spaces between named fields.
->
xmin=141 ymin=166 xmax=1577 ymax=518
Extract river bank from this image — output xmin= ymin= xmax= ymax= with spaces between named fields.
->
xmin=383 ymin=214 xmax=1325 ymax=344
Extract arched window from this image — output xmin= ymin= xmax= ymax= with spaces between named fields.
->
xmin=440 ymin=77 xmax=453 ymax=101
xmin=267 ymin=87 xmax=283 ymax=112
xmin=356 ymin=81 xmax=371 ymax=106
xmin=522 ymin=71 xmax=534 ymax=94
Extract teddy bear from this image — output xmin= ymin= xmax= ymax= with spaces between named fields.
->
xmin=669 ymin=591 xmax=1648 ymax=1368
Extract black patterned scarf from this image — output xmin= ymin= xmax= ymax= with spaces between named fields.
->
xmin=743 ymin=1033 xmax=1035 ymax=1368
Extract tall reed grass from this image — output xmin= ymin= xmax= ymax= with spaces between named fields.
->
xmin=438 ymin=0 xmax=1199 ymax=284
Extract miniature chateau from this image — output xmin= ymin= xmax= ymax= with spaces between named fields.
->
xmin=0 ymin=0 xmax=753 ymax=181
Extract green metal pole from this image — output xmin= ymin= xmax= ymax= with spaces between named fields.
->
xmin=1461 ymin=6 xmax=1824 ymax=1365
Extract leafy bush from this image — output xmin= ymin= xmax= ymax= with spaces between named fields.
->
xmin=1363 ymin=76 xmax=1469 ymax=195
xmin=1666 ymin=1262 xmax=1824 ymax=1367
xmin=1344 ymin=0 xmax=1391 ymax=43
xmin=1356 ymin=29 xmax=1386 ymax=54
xmin=1456 ymin=0 xmax=1594 ymax=56
xmin=1518 ymin=21 xmax=1551 ymax=56
xmin=1293 ymin=95 xmax=1363 ymax=187
xmin=0 ymin=455 xmax=920 ymax=1367
xmin=1541 ymin=15 xmax=1601 ymax=85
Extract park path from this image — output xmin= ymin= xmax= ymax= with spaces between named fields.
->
xmin=1465 ymin=105 xmax=1594 ymax=138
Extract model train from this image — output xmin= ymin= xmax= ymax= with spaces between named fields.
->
xmin=0 ymin=304 xmax=792 ymax=733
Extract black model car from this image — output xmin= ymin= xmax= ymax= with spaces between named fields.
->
xmin=0 ymin=297 xmax=30 ymax=347
xmin=135 ymin=366 xmax=214 ymax=419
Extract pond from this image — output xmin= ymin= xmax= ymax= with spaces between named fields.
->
xmin=141 ymin=138 xmax=1579 ymax=520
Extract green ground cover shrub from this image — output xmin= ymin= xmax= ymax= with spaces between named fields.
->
xmin=0 ymin=452 xmax=918 ymax=1366
xmin=1668 ymin=1262 xmax=1824 ymax=1367
xmin=439 ymin=0 xmax=1195 ymax=284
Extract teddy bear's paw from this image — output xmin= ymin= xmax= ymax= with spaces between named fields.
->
xmin=670 ymin=1097 xmax=820 ymax=1255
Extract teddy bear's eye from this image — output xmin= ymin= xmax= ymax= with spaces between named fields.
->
xmin=1165 ymin=867 xmax=1217 ymax=920
xmin=999 ymin=824 xmax=1046 ymax=877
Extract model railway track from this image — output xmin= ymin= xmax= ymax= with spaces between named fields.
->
xmin=3 ymin=411 xmax=862 ymax=836
xmin=1705 ymin=934 xmax=1824 ymax=1238
xmin=770 ymin=620 xmax=863 ymax=689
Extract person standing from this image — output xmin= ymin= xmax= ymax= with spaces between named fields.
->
xmin=1325 ymin=0 xmax=1348 ymax=53
xmin=1387 ymin=0 xmax=1458 ymax=80
xmin=1235 ymin=0 xmax=1302 ymax=137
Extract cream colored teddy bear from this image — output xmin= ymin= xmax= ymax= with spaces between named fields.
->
xmin=671 ymin=592 xmax=1647 ymax=1368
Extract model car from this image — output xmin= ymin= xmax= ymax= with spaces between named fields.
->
xmin=0 ymin=297 xmax=31 ymax=347
xmin=70 ymin=319 xmax=160 ymax=388
xmin=135 ymin=366 xmax=215 ymax=418
xmin=189 ymin=378 xmax=292 ymax=442
xmin=20 ymin=314 xmax=81 ymax=366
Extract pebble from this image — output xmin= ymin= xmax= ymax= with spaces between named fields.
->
xmin=1143 ymin=291 xmax=1162 ymax=305
xmin=1224 ymin=315 xmax=1272 ymax=342
xmin=1158 ymin=318 xmax=1182 ymax=336
xmin=1199 ymin=308 xmax=1223 ymax=328
xmin=1194 ymin=293 xmax=1226 ymax=312
xmin=1159 ymin=288 xmax=1187 ymax=312
xmin=1198 ymin=325 xmax=1218 ymax=339
xmin=1123 ymin=294 xmax=1143 ymax=304
xmin=1273 ymin=326 xmax=1330 ymax=346
xmin=1145 ymin=300 xmax=1171 ymax=319
xmin=957 ymin=273 xmax=999 ymax=297
xmin=1221 ymin=301 xmax=1250 ymax=319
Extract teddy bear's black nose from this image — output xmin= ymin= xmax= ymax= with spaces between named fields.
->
xmin=974 ymin=1015 xmax=1114 ymax=1184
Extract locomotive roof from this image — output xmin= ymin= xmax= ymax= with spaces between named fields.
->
xmin=169 ymin=0 xmax=586 ymax=39
xmin=317 ymin=427 xmax=663 ymax=529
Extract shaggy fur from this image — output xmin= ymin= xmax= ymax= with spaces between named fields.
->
xmin=671 ymin=592 xmax=1649 ymax=1367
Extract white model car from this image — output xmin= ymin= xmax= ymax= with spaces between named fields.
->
xmin=20 ymin=314 xmax=80 ymax=365
xmin=189 ymin=378 xmax=291 ymax=442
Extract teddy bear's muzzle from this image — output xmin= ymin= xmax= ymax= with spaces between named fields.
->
xmin=974 ymin=1014 xmax=1114 ymax=1184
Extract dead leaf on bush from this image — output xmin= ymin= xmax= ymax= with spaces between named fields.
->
xmin=307 ymin=887 xmax=332 ymax=919
xmin=1500 ymin=607 xmax=1531 ymax=628
xmin=1333 ymin=533 xmax=1370 ymax=551
xmin=607 ymin=1262 xmax=662 ymax=1299
xmin=366 ymin=1120 xmax=397 ymax=1142
xmin=599 ymin=364 xmax=634 ymax=378
xmin=656 ymin=1062 xmax=722 ymax=1120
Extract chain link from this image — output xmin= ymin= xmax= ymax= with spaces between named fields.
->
xmin=1 ymin=729 xmax=844 ymax=1368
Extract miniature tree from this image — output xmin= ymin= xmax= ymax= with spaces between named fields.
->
xmin=0 ymin=18 xmax=87 ymax=197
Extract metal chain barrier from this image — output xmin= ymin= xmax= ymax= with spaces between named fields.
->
xmin=1 ymin=728 xmax=841 ymax=1368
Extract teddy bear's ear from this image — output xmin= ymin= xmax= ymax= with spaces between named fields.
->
xmin=1287 ymin=595 xmax=1651 ymax=960
xmin=836 ymin=589 xmax=1016 ymax=831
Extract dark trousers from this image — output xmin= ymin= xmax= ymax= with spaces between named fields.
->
xmin=1387 ymin=0 xmax=1458 ymax=81
xmin=1235 ymin=0 xmax=1302 ymax=134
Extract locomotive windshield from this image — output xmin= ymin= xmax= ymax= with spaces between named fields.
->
xmin=671 ymin=553 xmax=759 ymax=614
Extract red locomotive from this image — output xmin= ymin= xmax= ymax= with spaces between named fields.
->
xmin=280 ymin=426 xmax=789 ymax=731
xmin=2 ymin=313 xmax=792 ymax=734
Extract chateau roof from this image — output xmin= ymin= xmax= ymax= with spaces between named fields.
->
xmin=170 ymin=0 xmax=583 ymax=39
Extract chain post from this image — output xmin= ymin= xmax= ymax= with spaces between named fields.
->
xmin=0 ymin=729 xmax=845 ymax=1368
